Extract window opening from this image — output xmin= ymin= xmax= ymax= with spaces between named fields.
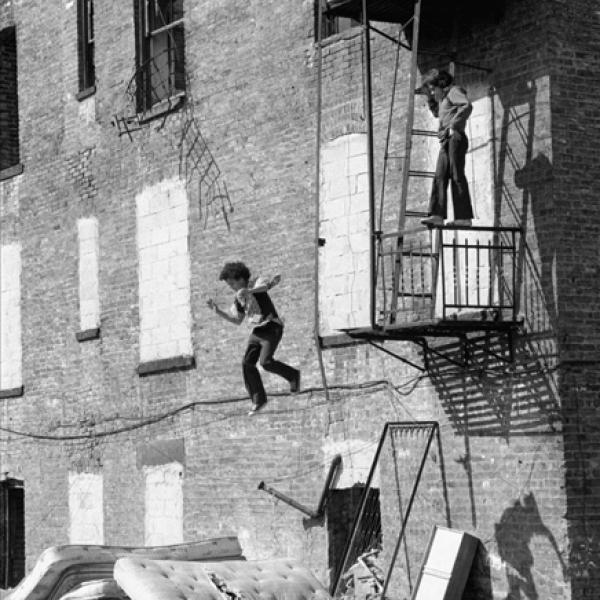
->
xmin=0 ymin=478 xmax=25 ymax=589
xmin=328 ymin=485 xmax=382 ymax=591
xmin=316 ymin=2 xmax=359 ymax=40
xmin=77 ymin=0 xmax=95 ymax=92
xmin=136 ymin=0 xmax=185 ymax=112
xmin=0 ymin=27 xmax=20 ymax=172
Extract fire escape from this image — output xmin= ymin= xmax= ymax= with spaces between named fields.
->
xmin=317 ymin=0 xmax=521 ymax=370
xmin=111 ymin=1 xmax=231 ymax=228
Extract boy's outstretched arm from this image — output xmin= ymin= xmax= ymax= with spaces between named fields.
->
xmin=206 ymin=298 xmax=244 ymax=325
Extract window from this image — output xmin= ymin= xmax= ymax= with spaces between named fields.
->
xmin=136 ymin=178 xmax=193 ymax=367
xmin=136 ymin=0 xmax=185 ymax=112
xmin=68 ymin=472 xmax=104 ymax=544
xmin=0 ymin=478 xmax=25 ymax=589
xmin=0 ymin=243 xmax=22 ymax=394
xmin=77 ymin=0 xmax=95 ymax=94
xmin=316 ymin=3 xmax=360 ymax=40
xmin=0 ymin=27 xmax=20 ymax=174
xmin=327 ymin=485 xmax=381 ymax=590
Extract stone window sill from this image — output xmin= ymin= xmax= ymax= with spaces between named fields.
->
xmin=76 ymin=86 xmax=96 ymax=101
xmin=138 ymin=354 xmax=195 ymax=376
xmin=76 ymin=327 xmax=100 ymax=342
xmin=0 ymin=163 xmax=24 ymax=181
xmin=138 ymin=92 xmax=185 ymax=125
xmin=0 ymin=386 xmax=24 ymax=399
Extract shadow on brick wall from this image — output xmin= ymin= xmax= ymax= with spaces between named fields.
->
xmin=494 ymin=492 xmax=566 ymax=600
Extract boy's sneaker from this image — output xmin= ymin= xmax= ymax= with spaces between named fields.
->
xmin=290 ymin=370 xmax=301 ymax=394
xmin=248 ymin=399 xmax=267 ymax=416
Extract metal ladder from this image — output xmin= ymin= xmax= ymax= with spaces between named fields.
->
xmin=382 ymin=0 xmax=440 ymax=325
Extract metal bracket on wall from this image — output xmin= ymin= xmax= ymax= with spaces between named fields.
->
xmin=258 ymin=454 xmax=342 ymax=519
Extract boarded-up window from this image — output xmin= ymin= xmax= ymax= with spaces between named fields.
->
xmin=136 ymin=178 xmax=192 ymax=363
xmin=144 ymin=462 xmax=183 ymax=546
xmin=0 ymin=243 xmax=22 ymax=391
xmin=68 ymin=472 xmax=104 ymax=544
xmin=318 ymin=134 xmax=371 ymax=335
xmin=78 ymin=218 xmax=100 ymax=332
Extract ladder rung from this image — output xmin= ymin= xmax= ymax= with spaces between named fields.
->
xmin=412 ymin=129 xmax=438 ymax=137
xmin=409 ymin=170 xmax=436 ymax=178
xmin=379 ymin=250 xmax=433 ymax=257
xmin=397 ymin=292 xmax=433 ymax=298
xmin=379 ymin=226 xmax=429 ymax=239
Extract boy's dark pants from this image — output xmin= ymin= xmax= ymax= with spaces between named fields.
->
xmin=242 ymin=322 xmax=297 ymax=404
xmin=428 ymin=130 xmax=473 ymax=220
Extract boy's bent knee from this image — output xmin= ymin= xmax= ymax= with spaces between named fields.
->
xmin=260 ymin=357 xmax=276 ymax=369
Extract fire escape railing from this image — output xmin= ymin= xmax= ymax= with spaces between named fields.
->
xmin=376 ymin=226 xmax=521 ymax=326
xmin=112 ymin=46 xmax=185 ymax=137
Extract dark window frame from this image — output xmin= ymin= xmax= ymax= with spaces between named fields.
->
xmin=0 ymin=26 xmax=21 ymax=175
xmin=135 ymin=0 xmax=185 ymax=113
xmin=0 ymin=478 xmax=25 ymax=589
xmin=77 ymin=0 xmax=95 ymax=95
xmin=315 ymin=3 xmax=360 ymax=41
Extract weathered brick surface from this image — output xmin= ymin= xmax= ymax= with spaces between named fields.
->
xmin=1 ymin=0 xmax=599 ymax=599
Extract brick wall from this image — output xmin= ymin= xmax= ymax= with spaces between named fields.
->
xmin=0 ymin=0 xmax=599 ymax=599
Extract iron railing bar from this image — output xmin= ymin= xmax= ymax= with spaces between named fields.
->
xmin=476 ymin=240 xmax=480 ymax=306
xmin=380 ymin=424 xmax=438 ymax=598
xmin=465 ymin=237 xmax=469 ymax=309
xmin=332 ymin=422 xmax=392 ymax=596
xmin=148 ymin=18 xmax=184 ymax=37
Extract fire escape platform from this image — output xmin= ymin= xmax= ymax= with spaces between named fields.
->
xmin=321 ymin=313 xmax=522 ymax=349
xmin=326 ymin=0 xmax=412 ymax=23
xmin=325 ymin=0 xmax=507 ymax=36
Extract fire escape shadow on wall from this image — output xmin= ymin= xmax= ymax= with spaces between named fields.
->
xmin=111 ymin=48 xmax=233 ymax=230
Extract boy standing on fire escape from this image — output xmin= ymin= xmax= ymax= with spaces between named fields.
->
xmin=420 ymin=68 xmax=474 ymax=227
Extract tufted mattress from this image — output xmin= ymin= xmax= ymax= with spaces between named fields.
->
xmin=3 ymin=538 xmax=243 ymax=600
xmin=114 ymin=557 xmax=332 ymax=600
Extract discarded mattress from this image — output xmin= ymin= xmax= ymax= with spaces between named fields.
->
xmin=3 ymin=537 xmax=243 ymax=600
xmin=114 ymin=557 xmax=332 ymax=600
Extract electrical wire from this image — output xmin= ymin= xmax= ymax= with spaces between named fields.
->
xmin=0 ymin=357 xmax=581 ymax=444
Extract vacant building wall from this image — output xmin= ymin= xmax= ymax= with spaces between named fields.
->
xmin=0 ymin=1 xmax=598 ymax=599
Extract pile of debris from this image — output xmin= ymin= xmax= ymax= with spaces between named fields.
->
xmin=340 ymin=549 xmax=384 ymax=600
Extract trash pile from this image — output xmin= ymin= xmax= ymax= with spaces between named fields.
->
xmin=340 ymin=549 xmax=384 ymax=600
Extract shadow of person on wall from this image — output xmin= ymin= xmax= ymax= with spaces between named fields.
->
xmin=495 ymin=492 xmax=566 ymax=600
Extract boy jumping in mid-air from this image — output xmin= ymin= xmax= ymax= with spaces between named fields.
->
xmin=207 ymin=262 xmax=300 ymax=415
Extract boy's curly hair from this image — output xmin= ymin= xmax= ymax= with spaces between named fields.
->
xmin=422 ymin=68 xmax=454 ymax=89
xmin=219 ymin=261 xmax=251 ymax=282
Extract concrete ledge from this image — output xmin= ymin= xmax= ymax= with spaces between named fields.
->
xmin=0 ymin=385 xmax=24 ymax=399
xmin=0 ymin=163 xmax=24 ymax=181
xmin=76 ymin=327 xmax=100 ymax=342
xmin=319 ymin=334 xmax=367 ymax=349
xmin=137 ymin=355 xmax=195 ymax=376
xmin=76 ymin=86 xmax=96 ymax=101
